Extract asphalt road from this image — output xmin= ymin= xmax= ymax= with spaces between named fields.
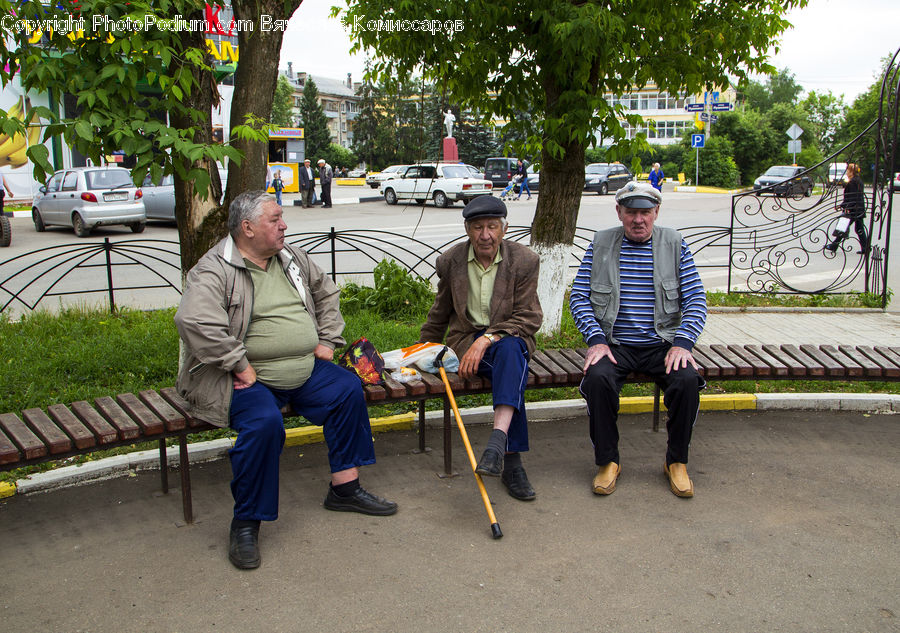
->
xmin=2 ymin=185 xmax=897 ymax=316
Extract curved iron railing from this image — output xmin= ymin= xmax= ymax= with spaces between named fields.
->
xmin=728 ymin=47 xmax=898 ymax=306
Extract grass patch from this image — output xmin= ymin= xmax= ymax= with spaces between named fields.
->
xmin=706 ymin=289 xmax=889 ymax=309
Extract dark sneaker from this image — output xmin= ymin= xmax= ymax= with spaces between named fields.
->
xmin=228 ymin=526 xmax=261 ymax=570
xmin=324 ymin=486 xmax=398 ymax=516
xmin=501 ymin=465 xmax=536 ymax=501
xmin=475 ymin=447 xmax=503 ymax=477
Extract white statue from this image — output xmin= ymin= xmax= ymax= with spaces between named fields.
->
xmin=444 ymin=110 xmax=456 ymax=138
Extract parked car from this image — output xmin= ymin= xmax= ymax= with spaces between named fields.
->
xmin=484 ymin=157 xmax=523 ymax=188
xmin=347 ymin=168 xmax=366 ymax=178
xmin=365 ymin=164 xmax=408 ymax=189
xmin=753 ymin=165 xmax=812 ymax=197
xmin=32 ymin=166 xmax=145 ymax=237
xmin=584 ymin=163 xmax=633 ymax=195
xmin=826 ymin=162 xmax=848 ymax=186
xmin=380 ymin=163 xmax=492 ymax=207
xmin=141 ymin=168 xmax=228 ymax=222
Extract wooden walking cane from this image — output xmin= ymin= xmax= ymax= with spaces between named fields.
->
xmin=434 ymin=346 xmax=503 ymax=539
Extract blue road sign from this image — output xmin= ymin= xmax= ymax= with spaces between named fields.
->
xmin=699 ymin=112 xmax=709 ymax=122
xmin=685 ymin=103 xmax=705 ymax=112
xmin=709 ymin=114 xmax=719 ymax=123
xmin=711 ymin=102 xmax=733 ymax=112
xmin=691 ymin=134 xmax=705 ymax=149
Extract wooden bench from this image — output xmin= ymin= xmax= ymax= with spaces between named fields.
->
xmin=2 ymin=344 xmax=899 ymax=524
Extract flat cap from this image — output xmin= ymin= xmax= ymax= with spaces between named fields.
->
xmin=615 ymin=181 xmax=662 ymax=208
xmin=462 ymin=195 xmax=507 ymax=220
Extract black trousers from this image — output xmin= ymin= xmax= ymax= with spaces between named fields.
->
xmin=320 ymin=183 xmax=332 ymax=207
xmin=579 ymin=342 xmax=705 ymax=466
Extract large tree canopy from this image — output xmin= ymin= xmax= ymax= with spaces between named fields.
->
xmin=341 ymin=0 xmax=807 ymax=331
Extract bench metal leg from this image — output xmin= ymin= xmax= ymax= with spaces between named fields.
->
xmin=178 ymin=434 xmax=194 ymax=524
xmin=417 ymin=400 xmax=426 ymax=453
xmin=438 ymin=397 xmax=457 ymax=478
xmin=652 ymin=384 xmax=661 ymax=432
xmin=158 ymin=438 xmax=169 ymax=494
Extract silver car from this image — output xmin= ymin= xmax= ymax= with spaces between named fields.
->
xmin=33 ymin=166 xmax=146 ymax=237
xmin=142 ymin=169 xmax=228 ymax=222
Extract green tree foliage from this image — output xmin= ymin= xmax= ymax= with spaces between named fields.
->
xmin=321 ymin=143 xmax=358 ymax=170
xmin=455 ymin=110 xmax=502 ymax=168
xmin=352 ymin=78 xmax=397 ymax=169
xmin=713 ymin=109 xmax=781 ymax=184
xmin=677 ymin=134 xmax=740 ymax=188
xmin=741 ymin=68 xmax=804 ymax=111
xmin=300 ymin=77 xmax=332 ymax=161
xmin=802 ymin=90 xmax=846 ymax=157
xmin=270 ymin=76 xmax=296 ymax=127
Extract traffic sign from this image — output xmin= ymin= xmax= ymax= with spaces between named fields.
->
xmin=786 ymin=124 xmax=804 ymax=140
xmin=699 ymin=112 xmax=709 ymax=122
xmin=709 ymin=114 xmax=718 ymax=123
xmin=711 ymin=102 xmax=732 ymax=112
xmin=788 ymin=140 xmax=802 ymax=154
xmin=685 ymin=103 xmax=705 ymax=112
xmin=691 ymin=134 xmax=705 ymax=149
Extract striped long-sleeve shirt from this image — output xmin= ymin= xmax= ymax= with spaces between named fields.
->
xmin=569 ymin=237 xmax=707 ymax=350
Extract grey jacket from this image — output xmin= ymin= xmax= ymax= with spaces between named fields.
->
xmin=174 ymin=236 xmax=345 ymax=427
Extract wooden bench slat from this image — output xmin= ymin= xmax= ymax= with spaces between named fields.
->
xmin=417 ymin=371 xmax=447 ymax=395
xmin=94 ymin=396 xmax=141 ymax=441
xmin=821 ymin=345 xmax=865 ymax=378
xmin=526 ymin=354 xmax=554 ymax=385
xmin=0 ymin=426 xmax=21 ymax=465
xmin=695 ymin=344 xmax=736 ymax=377
xmin=873 ymin=347 xmax=900 ymax=376
xmin=855 ymin=346 xmax=900 ymax=378
xmin=780 ymin=344 xmax=826 ymax=377
xmin=379 ymin=373 xmax=411 ymax=399
xmin=139 ymin=390 xmax=186 ymax=432
xmin=47 ymin=404 xmax=96 ymax=450
xmin=710 ymin=344 xmax=754 ymax=377
xmin=687 ymin=346 xmax=717 ymax=378
xmin=158 ymin=387 xmax=212 ymax=430
xmin=559 ymin=349 xmax=588 ymax=377
xmin=463 ymin=374 xmax=487 ymax=390
xmin=116 ymin=393 xmax=165 ymax=435
xmin=762 ymin=344 xmax=807 ymax=377
xmin=726 ymin=344 xmax=772 ymax=377
xmin=363 ymin=384 xmax=387 ymax=401
xmin=70 ymin=401 xmax=119 ymax=444
xmin=543 ymin=349 xmax=583 ymax=383
xmin=530 ymin=351 xmax=568 ymax=385
xmin=799 ymin=344 xmax=846 ymax=378
xmin=22 ymin=409 xmax=72 ymax=454
xmin=0 ymin=412 xmax=46 ymax=460
xmin=742 ymin=345 xmax=790 ymax=377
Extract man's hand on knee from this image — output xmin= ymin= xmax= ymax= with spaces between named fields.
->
xmin=459 ymin=336 xmax=490 ymax=378
xmin=665 ymin=345 xmax=698 ymax=374
xmin=583 ymin=344 xmax=616 ymax=373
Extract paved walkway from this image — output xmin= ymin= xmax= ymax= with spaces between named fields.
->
xmin=1 ymin=410 xmax=898 ymax=632
xmin=701 ymin=308 xmax=900 ymax=345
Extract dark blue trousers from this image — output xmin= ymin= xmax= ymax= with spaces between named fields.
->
xmin=475 ymin=334 xmax=530 ymax=453
xmin=228 ymin=359 xmax=375 ymax=521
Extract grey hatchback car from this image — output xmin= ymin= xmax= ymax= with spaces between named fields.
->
xmin=33 ymin=166 xmax=146 ymax=237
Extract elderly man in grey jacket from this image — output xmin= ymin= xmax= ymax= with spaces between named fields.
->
xmin=175 ymin=191 xmax=396 ymax=571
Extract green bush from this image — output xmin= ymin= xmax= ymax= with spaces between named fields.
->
xmin=340 ymin=259 xmax=435 ymax=321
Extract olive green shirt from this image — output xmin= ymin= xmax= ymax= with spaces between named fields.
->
xmin=466 ymin=244 xmax=502 ymax=329
xmin=244 ymin=257 xmax=318 ymax=389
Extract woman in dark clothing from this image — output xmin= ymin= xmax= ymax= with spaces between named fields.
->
xmin=826 ymin=163 xmax=868 ymax=253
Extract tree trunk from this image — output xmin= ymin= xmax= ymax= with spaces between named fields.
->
xmin=225 ymin=0 xmax=302 ymax=210
xmin=171 ymin=18 xmax=226 ymax=275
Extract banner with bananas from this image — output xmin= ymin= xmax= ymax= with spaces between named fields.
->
xmin=1 ymin=87 xmax=48 ymax=200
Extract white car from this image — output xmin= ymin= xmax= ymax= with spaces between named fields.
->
xmin=380 ymin=163 xmax=493 ymax=208
xmin=365 ymin=164 xmax=408 ymax=189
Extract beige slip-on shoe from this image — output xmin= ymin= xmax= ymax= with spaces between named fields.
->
xmin=592 ymin=462 xmax=621 ymax=495
xmin=664 ymin=462 xmax=694 ymax=498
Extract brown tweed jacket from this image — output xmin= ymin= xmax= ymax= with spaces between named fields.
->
xmin=419 ymin=239 xmax=543 ymax=357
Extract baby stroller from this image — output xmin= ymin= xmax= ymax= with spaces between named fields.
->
xmin=499 ymin=174 xmax=523 ymax=201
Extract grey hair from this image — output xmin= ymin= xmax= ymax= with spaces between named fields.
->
xmin=228 ymin=190 xmax=275 ymax=238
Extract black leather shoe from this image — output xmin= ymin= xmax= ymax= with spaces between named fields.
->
xmin=502 ymin=465 xmax=536 ymax=501
xmin=324 ymin=486 xmax=398 ymax=516
xmin=228 ymin=526 xmax=260 ymax=570
xmin=475 ymin=447 xmax=503 ymax=477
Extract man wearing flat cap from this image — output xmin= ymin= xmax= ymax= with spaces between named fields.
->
xmin=419 ymin=195 xmax=543 ymax=500
xmin=569 ymin=182 xmax=707 ymax=498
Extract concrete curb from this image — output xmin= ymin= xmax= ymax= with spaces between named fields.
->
xmin=3 ymin=394 xmax=896 ymax=497
xmin=291 ymin=195 xmax=382 ymax=207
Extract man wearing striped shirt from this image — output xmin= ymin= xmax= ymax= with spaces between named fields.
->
xmin=569 ymin=182 xmax=707 ymax=498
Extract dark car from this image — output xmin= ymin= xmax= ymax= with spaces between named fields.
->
xmin=484 ymin=157 xmax=523 ymax=188
xmin=584 ymin=163 xmax=633 ymax=195
xmin=753 ymin=165 xmax=812 ymax=197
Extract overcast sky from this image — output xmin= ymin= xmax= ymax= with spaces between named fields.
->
xmin=279 ymin=0 xmax=900 ymax=105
